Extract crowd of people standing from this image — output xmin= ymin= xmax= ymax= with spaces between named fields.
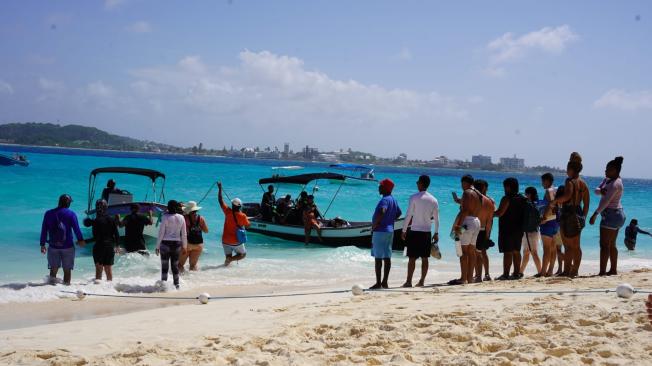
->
xmin=39 ymin=152 xmax=643 ymax=290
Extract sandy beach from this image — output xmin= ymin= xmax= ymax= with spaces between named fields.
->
xmin=1 ymin=269 xmax=651 ymax=365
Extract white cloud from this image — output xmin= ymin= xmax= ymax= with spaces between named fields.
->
xmin=38 ymin=78 xmax=65 ymax=93
xmin=593 ymin=89 xmax=652 ymax=111
xmin=0 ymin=80 xmax=13 ymax=95
xmin=29 ymin=51 xmax=477 ymax=158
xmin=104 ymin=0 xmax=126 ymax=10
xmin=486 ymin=25 xmax=579 ymax=75
xmin=125 ymin=21 xmax=152 ymax=33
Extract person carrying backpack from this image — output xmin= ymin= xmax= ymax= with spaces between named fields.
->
xmin=39 ymin=194 xmax=85 ymax=285
xmin=520 ymin=187 xmax=544 ymax=277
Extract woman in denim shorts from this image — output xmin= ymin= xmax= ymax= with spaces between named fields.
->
xmin=589 ymin=156 xmax=625 ymax=276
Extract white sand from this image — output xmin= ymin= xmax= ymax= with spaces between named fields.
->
xmin=2 ymin=270 xmax=652 ymax=365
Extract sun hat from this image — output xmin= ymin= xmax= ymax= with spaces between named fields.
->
xmin=183 ymin=201 xmax=202 ymax=214
xmin=231 ymin=198 xmax=242 ymax=207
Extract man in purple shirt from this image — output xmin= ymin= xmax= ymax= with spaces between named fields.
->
xmin=40 ymin=194 xmax=85 ymax=285
xmin=370 ymin=179 xmax=402 ymax=289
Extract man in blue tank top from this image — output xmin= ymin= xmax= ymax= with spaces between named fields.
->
xmin=370 ymin=179 xmax=402 ymax=289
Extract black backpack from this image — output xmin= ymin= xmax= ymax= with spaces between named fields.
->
xmin=522 ymin=196 xmax=542 ymax=233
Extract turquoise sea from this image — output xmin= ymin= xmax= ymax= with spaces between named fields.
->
xmin=1 ymin=145 xmax=652 ymax=302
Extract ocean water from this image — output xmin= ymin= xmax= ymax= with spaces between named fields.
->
xmin=1 ymin=145 xmax=652 ymax=303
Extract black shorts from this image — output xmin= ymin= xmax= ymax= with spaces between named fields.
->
xmin=476 ymin=230 xmax=490 ymax=251
xmin=406 ymin=230 xmax=431 ymax=258
xmin=498 ymin=230 xmax=522 ymax=253
xmin=93 ymin=245 xmax=115 ymax=266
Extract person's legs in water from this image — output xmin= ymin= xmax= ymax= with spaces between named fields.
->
xmin=104 ymin=265 xmax=113 ymax=281
xmin=62 ymin=269 xmax=72 ymax=285
xmin=48 ymin=268 xmax=59 ymax=284
xmin=178 ymin=247 xmax=189 ymax=273
xmin=170 ymin=244 xmax=181 ymax=288
xmin=403 ymin=257 xmax=416 ymax=287
xmin=95 ymin=263 xmax=103 ymax=280
xmin=416 ymin=257 xmax=429 ymax=287
xmin=188 ymin=244 xmax=203 ymax=271
xmin=160 ymin=243 xmax=171 ymax=282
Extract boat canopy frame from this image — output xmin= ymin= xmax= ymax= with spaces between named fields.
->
xmin=87 ymin=167 xmax=166 ymax=213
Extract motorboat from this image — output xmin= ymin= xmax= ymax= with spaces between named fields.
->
xmin=0 ymin=153 xmax=29 ymax=167
xmin=242 ymin=172 xmax=405 ymax=249
xmin=84 ymin=167 xmax=168 ymax=241
xmin=328 ymin=163 xmax=377 ymax=184
xmin=271 ymin=165 xmax=304 ymax=171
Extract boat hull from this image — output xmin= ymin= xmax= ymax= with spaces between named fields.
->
xmin=0 ymin=154 xmax=29 ymax=166
xmin=247 ymin=218 xmax=406 ymax=250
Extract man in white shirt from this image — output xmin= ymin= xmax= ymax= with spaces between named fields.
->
xmin=401 ymin=175 xmax=439 ymax=287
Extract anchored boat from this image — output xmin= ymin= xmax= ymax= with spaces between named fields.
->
xmin=84 ymin=167 xmax=167 ymax=240
xmin=242 ymin=172 xmax=404 ymax=249
xmin=328 ymin=163 xmax=377 ymax=184
xmin=0 ymin=153 xmax=29 ymax=167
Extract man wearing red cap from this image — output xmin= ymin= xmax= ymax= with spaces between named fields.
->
xmin=370 ymin=178 xmax=402 ymax=289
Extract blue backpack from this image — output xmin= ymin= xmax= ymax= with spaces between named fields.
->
xmin=49 ymin=211 xmax=67 ymax=247
xmin=232 ymin=210 xmax=247 ymax=244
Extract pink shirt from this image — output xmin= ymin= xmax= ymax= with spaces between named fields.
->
xmin=595 ymin=178 xmax=623 ymax=214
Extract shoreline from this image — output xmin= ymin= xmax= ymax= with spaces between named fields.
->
xmin=0 ymin=142 xmax=578 ymax=178
xmin=1 ymin=268 xmax=651 ymax=364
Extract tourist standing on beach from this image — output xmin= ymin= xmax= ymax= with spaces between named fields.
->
xmin=179 ymin=201 xmax=209 ymax=272
xmin=156 ymin=200 xmax=187 ymax=289
xmin=118 ymin=203 xmax=153 ymax=254
xmin=401 ymin=175 xmax=439 ymax=287
xmin=218 ymin=182 xmax=250 ymax=266
xmin=88 ymin=199 xmax=120 ymax=282
xmin=624 ymin=219 xmax=652 ymax=251
xmin=495 ymin=178 xmax=525 ymax=280
xmin=40 ymin=194 xmax=85 ymax=285
xmin=370 ymin=179 xmax=402 ymax=289
xmin=590 ymin=156 xmax=625 ymax=276
xmin=473 ymin=179 xmax=495 ymax=282
xmin=520 ymin=187 xmax=543 ymax=276
xmin=551 ymin=152 xmax=590 ymax=277
xmin=450 ymin=175 xmax=482 ymax=285
xmin=539 ymin=174 xmax=561 ymax=276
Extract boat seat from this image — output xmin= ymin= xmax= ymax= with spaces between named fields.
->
xmin=108 ymin=193 xmax=133 ymax=206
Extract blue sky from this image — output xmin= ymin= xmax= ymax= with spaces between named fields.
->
xmin=0 ymin=1 xmax=651 ymax=177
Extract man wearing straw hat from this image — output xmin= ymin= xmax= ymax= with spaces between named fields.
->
xmin=179 ymin=201 xmax=209 ymax=272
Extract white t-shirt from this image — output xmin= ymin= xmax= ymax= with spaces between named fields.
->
xmin=156 ymin=213 xmax=188 ymax=249
xmin=402 ymin=191 xmax=439 ymax=233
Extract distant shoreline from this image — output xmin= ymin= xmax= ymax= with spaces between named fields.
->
xmin=0 ymin=142 xmax=621 ymax=180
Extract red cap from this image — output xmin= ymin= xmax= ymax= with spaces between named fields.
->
xmin=379 ymin=178 xmax=395 ymax=193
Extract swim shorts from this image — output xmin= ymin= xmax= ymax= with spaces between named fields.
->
xmin=460 ymin=216 xmax=481 ymax=246
xmin=223 ymin=244 xmax=246 ymax=256
xmin=371 ymin=231 xmax=394 ymax=259
xmin=47 ymin=247 xmax=75 ymax=270
xmin=406 ymin=230 xmax=431 ymax=258
xmin=93 ymin=244 xmax=115 ymax=266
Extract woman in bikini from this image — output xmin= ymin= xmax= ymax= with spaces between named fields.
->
xmin=550 ymin=152 xmax=590 ymax=277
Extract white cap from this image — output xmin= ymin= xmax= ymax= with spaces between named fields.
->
xmin=231 ymin=198 xmax=242 ymax=207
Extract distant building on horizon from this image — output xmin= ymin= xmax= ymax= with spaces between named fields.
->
xmin=283 ymin=143 xmax=290 ymax=158
xmin=500 ymin=155 xmax=525 ymax=171
xmin=471 ymin=154 xmax=492 ymax=168
xmin=303 ymin=145 xmax=318 ymax=160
